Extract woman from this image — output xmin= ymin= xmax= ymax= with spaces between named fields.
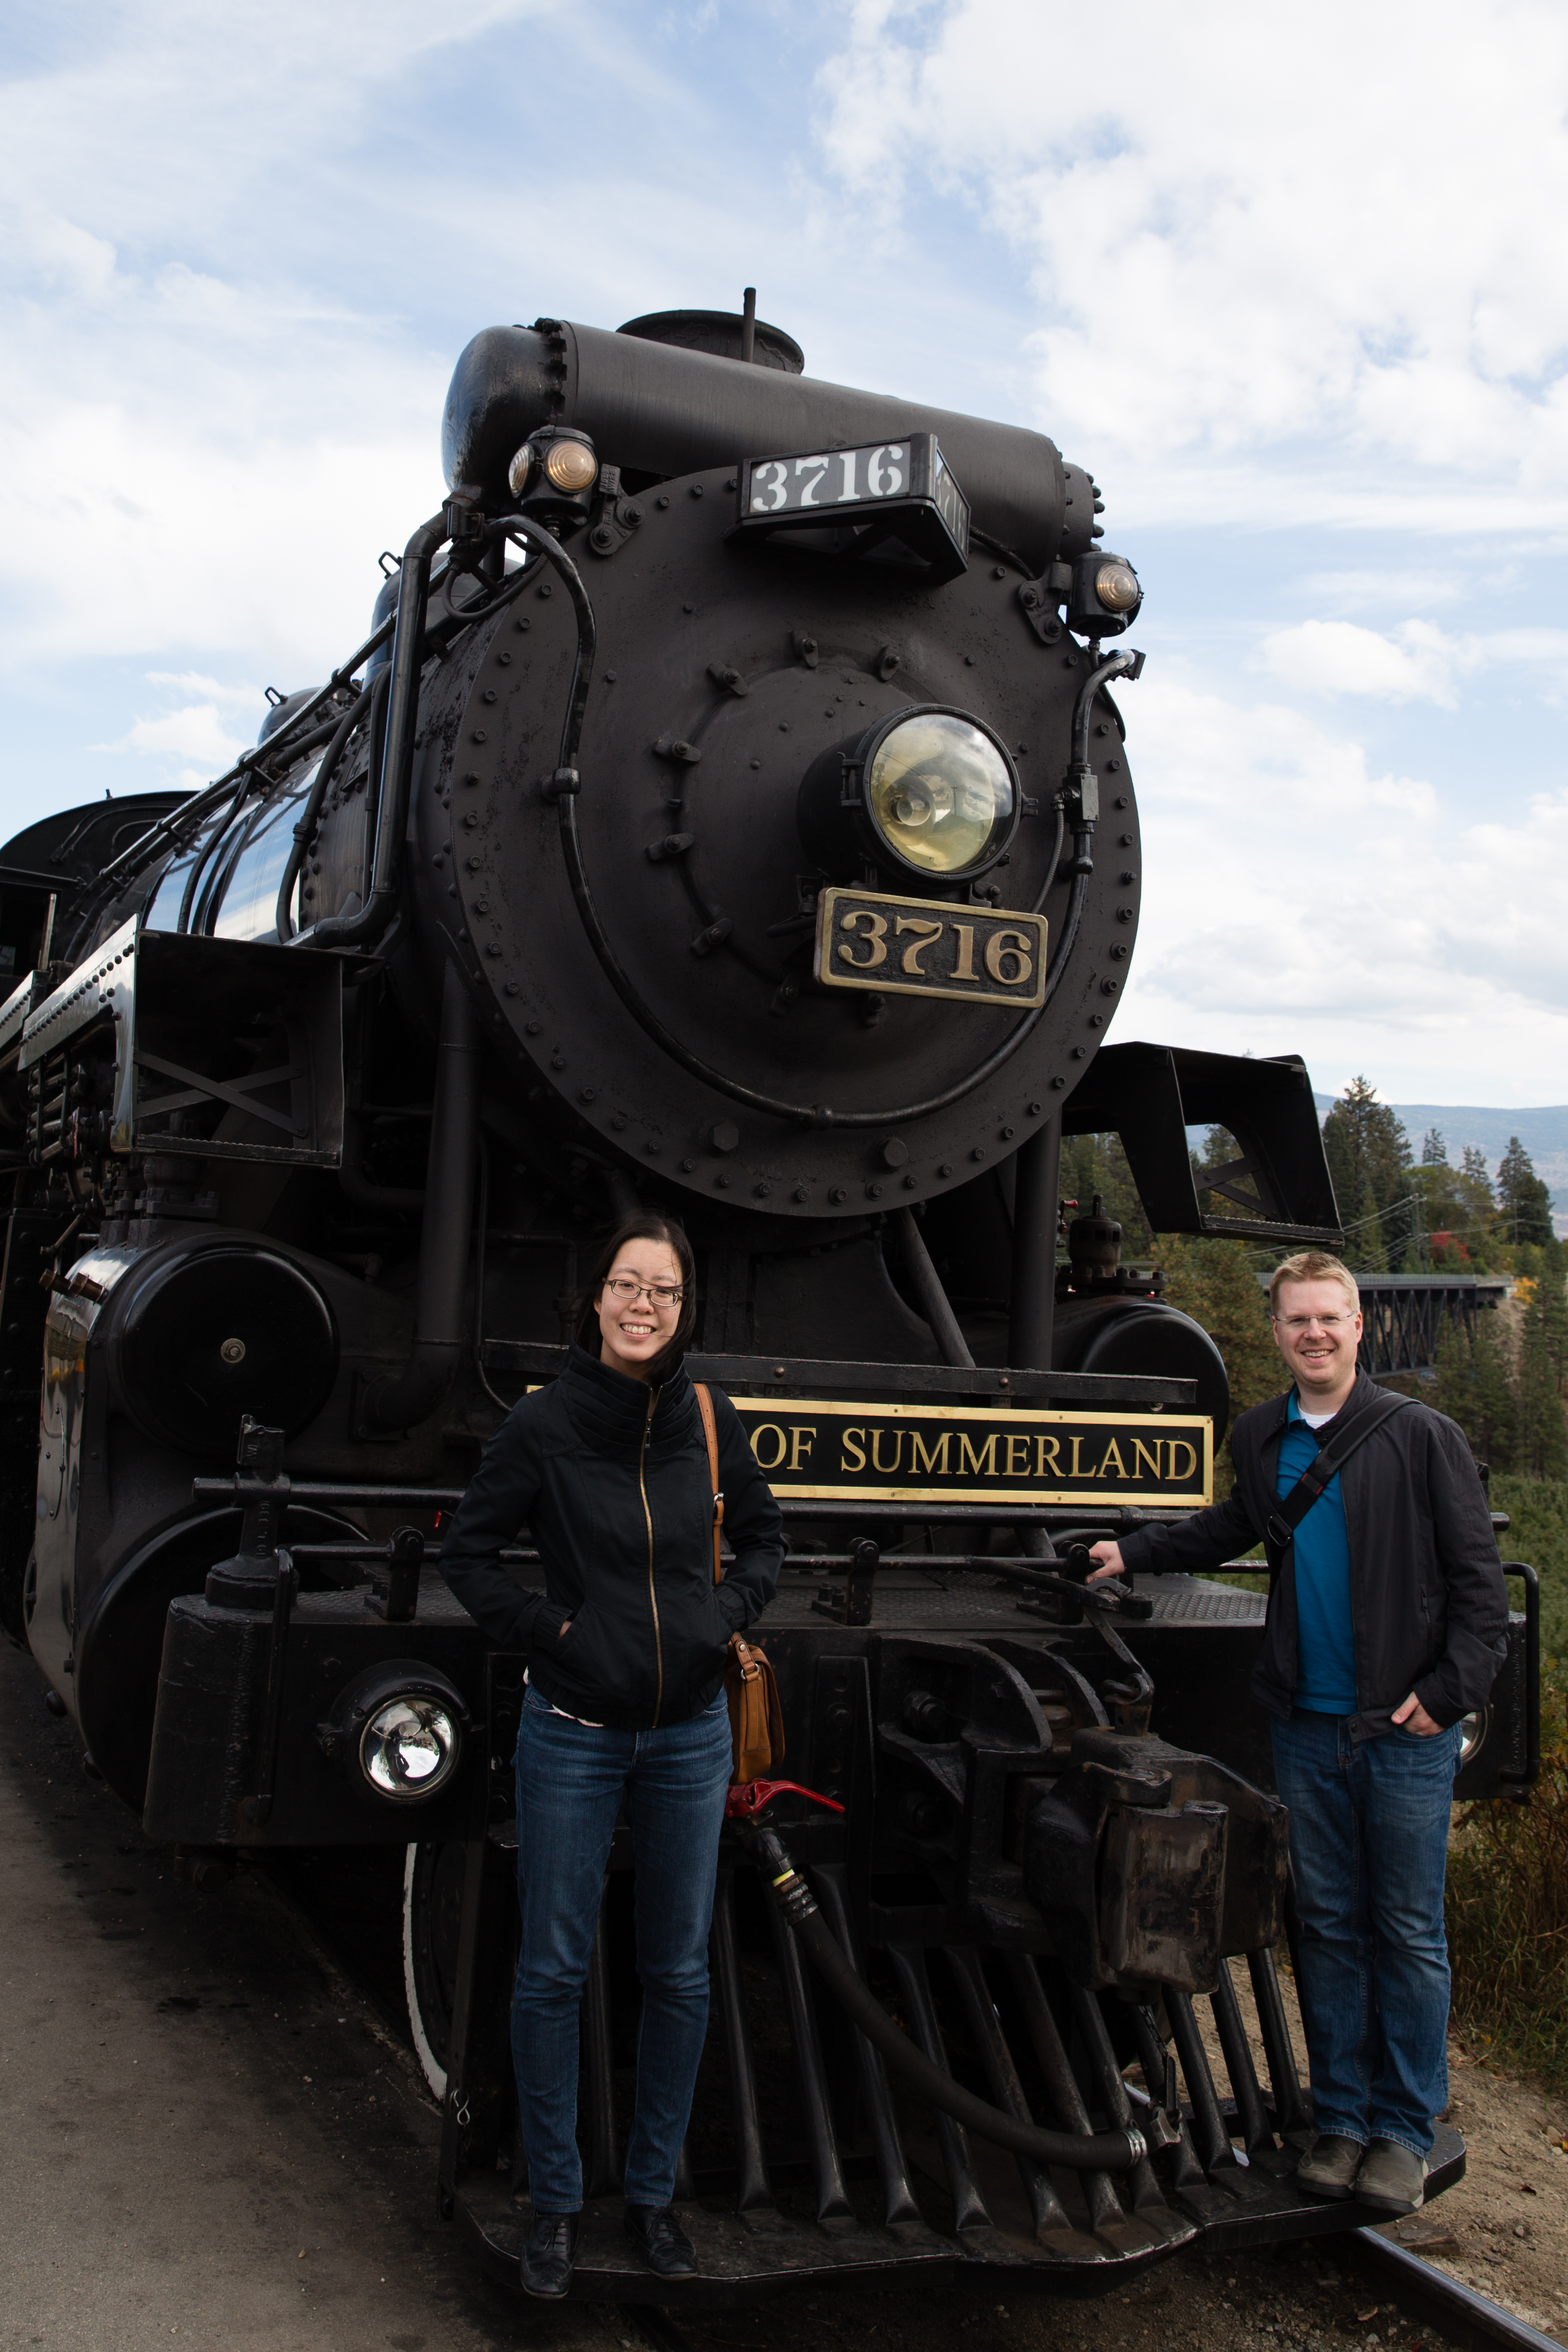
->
xmin=438 ymin=1212 xmax=785 ymax=2298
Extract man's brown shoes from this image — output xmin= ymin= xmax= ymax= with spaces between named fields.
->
xmin=1355 ymin=2139 xmax=1427 ymax=2215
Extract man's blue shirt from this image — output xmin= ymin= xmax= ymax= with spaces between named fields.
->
xmin=1276 ymin=1392 xmax=1358 ymax=1714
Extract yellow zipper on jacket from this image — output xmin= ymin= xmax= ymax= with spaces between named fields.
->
xmin=639 ymin=1384 xmax=664 ymax=1725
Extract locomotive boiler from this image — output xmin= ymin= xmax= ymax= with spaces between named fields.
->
xmin=0 ymin=303 xmax=1537 ymax=2302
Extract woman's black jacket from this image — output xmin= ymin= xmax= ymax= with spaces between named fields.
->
xmin=1115 ymin=1371 xmax=1508 ymax=1737
xmin=438 ymin=1346 xmax=786 ymax=1731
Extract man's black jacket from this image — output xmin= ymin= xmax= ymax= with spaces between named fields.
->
xmin=1116 ymin=1369 xmax=1508 ymax=1736
xmin=438 ymin=1346 xmax=785 ymax=1732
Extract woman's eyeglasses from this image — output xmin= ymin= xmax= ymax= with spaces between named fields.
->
xmin=604 ymin=1278 xmax=684 ymax=1308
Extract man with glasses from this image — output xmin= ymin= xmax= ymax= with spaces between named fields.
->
xmin=1089 ymin=1249 xmax=1507 ymax=2217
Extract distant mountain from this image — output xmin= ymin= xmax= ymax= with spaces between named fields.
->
xmin=1313 ymin=1097 xmax=1568 ymax=1219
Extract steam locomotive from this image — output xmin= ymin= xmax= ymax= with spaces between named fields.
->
xmin=0 ymin=304 xmax=1537 ymax=2303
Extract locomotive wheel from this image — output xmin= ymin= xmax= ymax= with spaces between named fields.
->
xmin=403 ymin=1840 xmax=467 ymax=2100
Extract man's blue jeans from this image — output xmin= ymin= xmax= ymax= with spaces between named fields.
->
xmin=512 ymin=1685 xmax=732 ymax=2213
xmin=1272 ymin=1707 xmax=1461 ymax=2157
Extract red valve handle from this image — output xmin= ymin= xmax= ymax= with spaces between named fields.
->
xmin=724 ymin=1777 xmax=846 ymax=1820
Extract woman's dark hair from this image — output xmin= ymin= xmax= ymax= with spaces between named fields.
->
xmin=575 ymin=1213 xmax=697 ymax=1380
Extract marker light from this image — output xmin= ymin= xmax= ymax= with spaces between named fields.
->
xmin=1094 ymin=560 xmax=1141 ymax=614
xmin=543 ymin=440 xmax=598 ymax=493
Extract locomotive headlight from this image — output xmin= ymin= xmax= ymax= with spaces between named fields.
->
xmin=543 ymin=438 xmax=598 ymax=493
xmin=360 ymin=1696 xmax=460 ymax=1801
xmin=797 ymin=705 xmax=1022 ymax=888
xmin=865 ymin=712 xmax=1017 ymax=878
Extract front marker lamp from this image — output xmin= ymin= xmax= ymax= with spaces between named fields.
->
xmin=506 ymin=429 xmax=599 ymax=520
xmin=320 ymin=1662 xmax=468 ymax=1806
xmin=1066 ymin=549 xmax=1143 ymax=638
xmin=798 ymin=705 xmax=1022 ymax=889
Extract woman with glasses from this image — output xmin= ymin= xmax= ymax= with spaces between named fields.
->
xmin=438 ymin=1212 xmax=784 ymax=2298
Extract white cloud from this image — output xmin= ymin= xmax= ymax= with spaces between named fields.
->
xmin=1257 ymin=620 xmax=1472 ymax=705
xmin=97 ymin=702 xmax=247 ymax=771
xmin=1256 ymin=619 xmax=1568 ymax=704
xmin=1113 ymin=672 xmax=1568 ymax=1098
xmin=814 ymin=1 xmax=1568 ymax=528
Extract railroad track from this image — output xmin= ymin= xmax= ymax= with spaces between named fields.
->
xmin=1351 ymin=2231 xmax=1566 ymax=2352
xmin=612 ymin=2231 xmax=1564 ymax=2352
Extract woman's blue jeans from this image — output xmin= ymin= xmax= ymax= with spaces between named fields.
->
xmin=1271 ymin=1707 xmax=1461 ymax=2157
xmin=512 ymin=1685 xmax=732 ymax=2213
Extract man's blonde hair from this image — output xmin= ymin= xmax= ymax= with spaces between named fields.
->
xmin=1269 ymin=1251 xmax=1360 ymax=1318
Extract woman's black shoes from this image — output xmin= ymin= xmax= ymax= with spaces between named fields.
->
xmin=624 ymin=2204 xmax=698 ymax=2280
xmin=519 ymin=2210 xmax=579 ymax=2298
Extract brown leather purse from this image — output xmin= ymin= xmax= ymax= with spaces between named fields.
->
xmin=694 ymin=1382 xmax=784 ymax=1785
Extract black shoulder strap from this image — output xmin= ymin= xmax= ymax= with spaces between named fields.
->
xmin=1264 ymin=1387 xmax=1414 ymax=1564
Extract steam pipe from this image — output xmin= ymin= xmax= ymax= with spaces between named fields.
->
xmin=745 ymin=1820 xmax=1145 ymax=2174
xmin=359 ymin=959 xmax=480 ymax=1432
xmin=1008 ymin=1115 xmax=1063 ymax=1371
xmin=300 ymin=509 xmax=450 ymax=954
xmin=891 ymin=1207 xmax=974 ymax=1369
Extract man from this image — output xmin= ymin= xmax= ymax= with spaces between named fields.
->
xmin=1089 ymin=1249 xmax=1508 ymax=2217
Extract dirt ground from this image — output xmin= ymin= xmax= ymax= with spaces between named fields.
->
xmin=3 ymin=1624 xmax=1566 ymax=2352
xmin=1194 ymin=1928 xmax=1568 ymax=2343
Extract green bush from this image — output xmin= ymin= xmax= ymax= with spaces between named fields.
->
xmin=1447 ymin=1688 xmax=1568 ymax=2093
xmin=1491 ymin=1472 xmax=1568 ymax=1687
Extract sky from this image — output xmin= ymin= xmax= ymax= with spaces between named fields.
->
xmin=3 ymin=0 xmax=1567 ymax=1110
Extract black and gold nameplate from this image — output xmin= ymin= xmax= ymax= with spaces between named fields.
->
xmin=814 ymin=887 xmax=1049 ymax=1009
xmin=731 ymin=1398 xmax=1212 ymax=1507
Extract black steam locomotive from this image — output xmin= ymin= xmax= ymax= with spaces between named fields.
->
xmin=0 ymin=305 xmax=1536 ymax=2302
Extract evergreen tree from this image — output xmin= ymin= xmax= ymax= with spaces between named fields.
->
xmin=1421 ymin=1127 xmax=1447 ymax=1166
xmin=1516 ymin=1287 xmax=1568 ymax=1479
xmin=1496 ymin=1136 xmax=1556 ymax=1249
xmin=1435 ymin=1311 xmax=1518 ymax=1471
xmin=1323 ymin=1078 xmax=1413 ymax=1267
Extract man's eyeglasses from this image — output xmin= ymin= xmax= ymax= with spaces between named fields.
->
xmin=604 ymin=1278 xmax=684 ymax=1308
xmin=1273 ymin=1312 xmax=1355 ymax=1331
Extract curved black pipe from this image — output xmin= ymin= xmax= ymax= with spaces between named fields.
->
xmin=275 ymin=675 xmax=382 ymax=941
xmin=299 ymin=511 xmax=450 ymax=954
xmin=744 ymin=1821 xmax=1145 ymax=2174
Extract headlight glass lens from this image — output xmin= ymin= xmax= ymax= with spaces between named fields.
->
xmin=866 ymin=713 xmax=1015 ymax=876
xmin=1457 ymin=1709 xmax=1487 ymax=1768
xmin=360 ymin=1696 xmax=459 ymax=1800
xmin=544 ymin=439 xmax=597 ymax=493
xmin=1095 ymin=560 xmax=1140 ymax=613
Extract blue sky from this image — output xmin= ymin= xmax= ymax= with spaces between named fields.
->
xmin=3 ymin=0 xmax=1567 ymax=1107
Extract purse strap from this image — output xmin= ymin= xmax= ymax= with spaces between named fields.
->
xmin=1264 ymin=1386 xmax=1413 ymax=1564
xmin=694 ymin=1380 xmax=725 ymax=1586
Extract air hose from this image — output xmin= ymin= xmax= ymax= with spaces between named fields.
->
xmin=742 ymin=1817 xmax=1146 ymax=2174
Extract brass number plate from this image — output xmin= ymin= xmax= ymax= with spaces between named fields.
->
xmin=814 ymin=885 xmax=1049 ymax=1010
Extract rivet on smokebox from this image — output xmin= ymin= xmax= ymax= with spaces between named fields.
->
xmin=707 ymin=1122 xmax=740 ymax=1154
